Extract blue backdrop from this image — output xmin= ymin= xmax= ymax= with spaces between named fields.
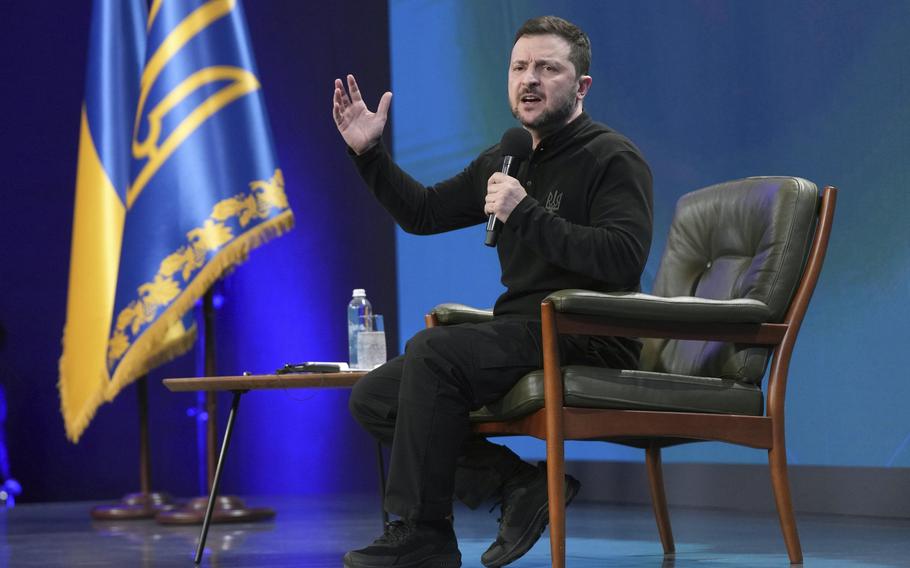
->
xmin=389 ymin=0 xmax=910 ymax=467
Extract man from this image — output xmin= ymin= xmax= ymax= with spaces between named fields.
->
xmin=333 ymin=16 xmax=652 ymax=568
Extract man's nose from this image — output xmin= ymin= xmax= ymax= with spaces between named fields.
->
xmin=521 ymin=68 xmax=540 ymax=87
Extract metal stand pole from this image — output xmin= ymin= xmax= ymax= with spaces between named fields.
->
xmin=91 ymin=375 xmax=175 ymax=520
xmin=203 ymin=290 xmax=218 ymax=493
xmin=194 ymin=390 xmax=244 ymax=565
xmin=158 ymin=287 xmax=273 ymax=528
xmin=138 ymin=375 xmax=151 ymax=496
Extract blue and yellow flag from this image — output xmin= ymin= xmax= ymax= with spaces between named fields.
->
xmin=59 ymin=0 xmax=293 ymax=442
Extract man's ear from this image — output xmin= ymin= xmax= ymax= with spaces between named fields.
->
xmin=577 ymin=75 xmax=593 ymax=100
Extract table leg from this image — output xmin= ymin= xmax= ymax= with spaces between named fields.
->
xmin=194 ymin=390 xmax=243 ymax=565
xmin=375 ymin=441 xmax=389 ymax=528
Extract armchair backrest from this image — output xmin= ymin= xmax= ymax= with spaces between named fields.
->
xmin=641 ymin=177 xmax=819 ymax=384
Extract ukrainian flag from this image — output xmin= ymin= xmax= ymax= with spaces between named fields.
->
xmin=59 ymin=0 xmax=293 ymax=442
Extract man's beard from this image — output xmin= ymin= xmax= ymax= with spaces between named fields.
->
xmin=511 ymin=88 xmax=577 ymax=132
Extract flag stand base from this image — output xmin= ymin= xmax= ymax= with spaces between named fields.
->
xmin=90 ymin=491 xmax=177 ymax=520
xmin=155 ymin=495 xmax=274 ymax=525
xmin=90 ymin=376 xmax=177 ymax=521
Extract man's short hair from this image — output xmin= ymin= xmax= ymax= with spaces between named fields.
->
xmin=514 ymin=16 xmax=591 ymax=77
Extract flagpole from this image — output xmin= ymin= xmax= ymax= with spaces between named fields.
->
xmin=90 ymin=376 xmax=176 ymax=520
xmin=138 ymin=375 xmax=151 ymax=496
xmin=204 ymin=289 xmax=217 ymax=492
xmin=157 ymin=287 xmax=274 ymax=526
xmin=207 ymin=390 xmax=217 ymax=493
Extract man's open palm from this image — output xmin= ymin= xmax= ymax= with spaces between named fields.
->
xmin=333 ymin=74 xmax=392 ymax=155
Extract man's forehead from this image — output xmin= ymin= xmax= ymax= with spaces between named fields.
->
xmin=510 ymin=34 xmax=572 ymax=62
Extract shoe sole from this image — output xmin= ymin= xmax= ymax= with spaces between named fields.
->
xmin=343 ymin=552 xmax=462 ymax=568
xmin=482 ymin=475 xmax=581 ymax=568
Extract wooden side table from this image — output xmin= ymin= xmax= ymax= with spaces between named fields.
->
xmin=163 ymin=372 xmax=373 ymax=564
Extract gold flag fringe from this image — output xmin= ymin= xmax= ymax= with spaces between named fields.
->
xmin=106 ymin=209 xmax=295 ymax=400
xmin=143 ymin=321 xmax=198 ymax=373
xmin=58 ymin=363 xmax=108 ymax=443
xmin=61 ymin=209 xmax=294 ymax=443
xmin=58 ymin=323 xmax=198 ymax=443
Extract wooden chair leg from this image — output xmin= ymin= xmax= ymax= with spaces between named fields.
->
xmin=545 ymin=448 xmax=567 ymax=568
xmin=645 ymin=445 xmax=675 ymax=555
xmin=541 ymin=301 xmax=567 ymax=568
xmin=769 ymin=445 xmax=802 ymax=564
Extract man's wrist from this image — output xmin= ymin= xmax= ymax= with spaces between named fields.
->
xmin=349 ymin=139 xmax=385 ymax=163
xmin=352 ymin=139 xmax=380 ymax=156
xmin=505 ymin=195 xmax=537 ymax=227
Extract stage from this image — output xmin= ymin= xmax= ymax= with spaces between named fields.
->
xmin=2 ymin=493 xmax=907 ymax=567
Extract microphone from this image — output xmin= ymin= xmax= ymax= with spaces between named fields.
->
xmin=485 ymin=127 xmax=532 ymax=247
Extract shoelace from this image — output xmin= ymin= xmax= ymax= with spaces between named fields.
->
xmin=485 ymin=500 xmax=509 ymax=546
xmin=489 ymin=482 xmax=525 ymax=526
xmin=489 ymin=469 xmax=544 ymax=535
xmin=489 ymin=499 xmax=504 ymax=523
xmin=376 ymin=520 xmax=414 ymax=545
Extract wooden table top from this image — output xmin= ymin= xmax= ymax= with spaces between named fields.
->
xmin=162 ymin=372 xmax=367 ymax=392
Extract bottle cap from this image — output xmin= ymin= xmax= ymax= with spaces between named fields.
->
xmin=353 ymin=288 xmax=366 ymax=297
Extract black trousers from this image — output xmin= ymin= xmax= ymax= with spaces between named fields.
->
xmin=348 ymin=317 xmax=639 ymax=520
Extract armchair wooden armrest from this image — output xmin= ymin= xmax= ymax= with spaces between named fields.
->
xmin=426 ymin=303 xmax=494 ymax=326
xmin=543 ymin=291 xmax=786 ymax=346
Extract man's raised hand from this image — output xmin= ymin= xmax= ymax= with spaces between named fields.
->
xmin=332 ymin=74 xmax=392 ymax=155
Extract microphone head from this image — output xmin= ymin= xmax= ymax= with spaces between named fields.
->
xmin=500 ymin=127 xmax=532 ymax=159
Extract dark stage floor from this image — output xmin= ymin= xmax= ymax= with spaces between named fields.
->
xmin=1 ymin=494 xmax=908 ymax=566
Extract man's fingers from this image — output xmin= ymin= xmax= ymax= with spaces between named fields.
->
xmin=484 ymin=194 xmax=498 ymax=216
xmin=488 ymin=172 xmax=509 ymax=184
xmin=376 ymin=91 xmax=393 ymax=120
xmin=333 ymin=86 xmax=346 ymax=109
xmin=347 ymin=74 xmax=363 ymax=103
xmin=336 ymin=84 xmax=351 ymax=108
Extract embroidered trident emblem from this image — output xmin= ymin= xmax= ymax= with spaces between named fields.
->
xmin=545 ymin=190 xmax=563 ymax=212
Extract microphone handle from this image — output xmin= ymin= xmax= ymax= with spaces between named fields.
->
xmin=484 ymin=156 xmax=514 ymax=247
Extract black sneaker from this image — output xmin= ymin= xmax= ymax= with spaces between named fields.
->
xmin=344 ymin=519 xmax=462 ymax=568
xmin=480 ymin=462 xmax=581 ymax=567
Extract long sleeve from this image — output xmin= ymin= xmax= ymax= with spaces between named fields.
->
xmin=351 ymin=142 xmax=489 ymax=235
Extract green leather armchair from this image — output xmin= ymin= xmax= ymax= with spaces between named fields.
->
xmin=426 ymin=177 xmax=836 ymax=566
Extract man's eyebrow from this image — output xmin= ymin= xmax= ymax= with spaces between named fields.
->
xmin=510 ymin=57 xmax=561 ymax=66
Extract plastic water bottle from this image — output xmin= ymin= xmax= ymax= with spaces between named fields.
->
xmin=347 ymin=289 xmax=372 ymax=368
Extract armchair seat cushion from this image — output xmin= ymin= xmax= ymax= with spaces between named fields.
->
xmin=470 ymin=366 xmax=764 ymax=422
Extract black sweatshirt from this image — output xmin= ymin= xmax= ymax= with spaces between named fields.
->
xmin=351 ymin=113 xmax=653 ymax=321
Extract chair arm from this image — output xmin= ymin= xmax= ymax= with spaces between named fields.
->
xmin=429 ymin=303 xmax=495 ymax=325
xmin=545 ymin=290 xmax=771 ymax=324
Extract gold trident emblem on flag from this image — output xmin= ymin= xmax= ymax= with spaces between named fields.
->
xmin=128 ymin=0 xmax=259 ymax=209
